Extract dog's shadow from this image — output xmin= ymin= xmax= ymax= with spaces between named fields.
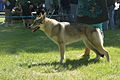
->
xmin=26 ymin=56 xmax=100 ymax=70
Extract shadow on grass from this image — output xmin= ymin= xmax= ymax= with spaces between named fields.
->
xmin=26 ymin=56 xmax=100 ymax=71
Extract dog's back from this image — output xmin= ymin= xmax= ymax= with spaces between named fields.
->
xmin=58 ymin=22 xmax=96 ymax=44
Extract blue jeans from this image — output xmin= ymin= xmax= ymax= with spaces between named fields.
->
xmin=108 ymin=6 xmax=116 ymax=30
xmin=102 ymin=21 xmax=109 ymax=30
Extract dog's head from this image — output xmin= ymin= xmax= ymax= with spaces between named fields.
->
xmin=30 ymin=11 xmax=46 ymax=32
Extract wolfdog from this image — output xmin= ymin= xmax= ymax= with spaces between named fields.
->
xmin=30 ymin=12 xmax=110 ymax=63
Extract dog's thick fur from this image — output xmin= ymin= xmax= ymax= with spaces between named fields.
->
xmin=30 ymin=13 xmax=110 ymax=63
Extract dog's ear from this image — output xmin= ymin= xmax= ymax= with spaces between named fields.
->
xmin=40 ymin=12 xmax=46 ymax=19
xmin=41 ymin=9 xmax=45 ymax=15
xmin=39 ymin=9 xmax=46 ymax=17
xmin=42 ymin=12 xmax=46 ymax=19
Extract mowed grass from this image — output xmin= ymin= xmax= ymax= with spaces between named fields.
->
xmin=0 ymin=19 xmax=120 ymax=80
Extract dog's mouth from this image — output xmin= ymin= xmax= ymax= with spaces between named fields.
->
xmin=29 ymin=24 xmax=40 ymax=32
xmin=31 ymin=27 xmax=40 ymax=32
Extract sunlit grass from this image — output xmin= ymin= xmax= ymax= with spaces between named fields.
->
xmin=0 ymin=20 xmax=120 ymax=80
xmin=0 ymin=18 xmax=4 ymax=22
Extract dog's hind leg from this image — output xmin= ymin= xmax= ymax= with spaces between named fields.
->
xmin=83 ymin=39 xmax=101 ymax=61
xmin=90 ymin=29 xmax=110 ymax=62
xmin=85 ymin=28 xmax=110 ymax=62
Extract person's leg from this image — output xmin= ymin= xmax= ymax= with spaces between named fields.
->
xmin=109 ymin=6 xmax=116 ymax=30
xmin=114 ymin=10 xmax=117 ymax=25
xmin=102 ymin=21 xmax=109 ymax=30
xmin=83 ymin=48 xmax=90 ymax=56
xmin=70 ymin=4 xmax=77 ymax=23
xmin=111 ymin=10 xmax=116 ymax=30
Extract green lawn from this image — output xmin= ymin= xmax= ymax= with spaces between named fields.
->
xmin=0 ymin=19 xmax=120 ymax=80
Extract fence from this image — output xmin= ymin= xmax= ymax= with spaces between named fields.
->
xmin=0 ymin=11 xmax=5 ymax=16
xmin=0 ymin=14 xmax=76 ymax=22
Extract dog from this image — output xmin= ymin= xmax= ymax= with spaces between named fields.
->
xmin=30 ymin=12 xmax=110 ymax=63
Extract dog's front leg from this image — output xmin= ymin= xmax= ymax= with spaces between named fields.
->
xmin=58 ymin=43 xmax=65 ymax=63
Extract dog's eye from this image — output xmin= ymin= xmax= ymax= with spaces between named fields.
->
xmin=36 ymin=19 xmax=42 ymax=23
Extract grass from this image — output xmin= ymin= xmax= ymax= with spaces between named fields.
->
xmin=0 ymin=19 xmax=120 ymax=80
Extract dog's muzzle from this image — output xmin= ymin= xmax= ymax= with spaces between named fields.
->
xmin=29 ymin=24 xmax=40 ymax=32
xmin=32 ymin=27 xmax=40 ymax=32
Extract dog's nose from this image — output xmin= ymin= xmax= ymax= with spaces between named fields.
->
xmin=28 ymin=24 xmax=34 ymax=29
xmin=29 ymin=24 xmax=33 ymax=28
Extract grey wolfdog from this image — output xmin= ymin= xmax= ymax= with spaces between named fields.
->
xmin=30 ymin=12 xmax=110 ymax=63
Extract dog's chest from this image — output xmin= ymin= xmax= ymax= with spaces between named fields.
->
xmin=46 ymin=34 xmax=58 ymax=44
